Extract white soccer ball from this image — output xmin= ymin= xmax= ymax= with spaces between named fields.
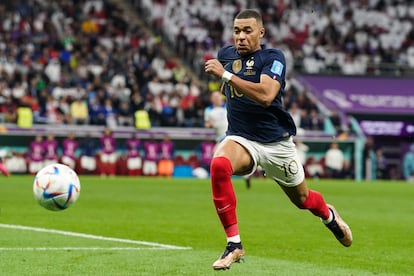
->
xmin=33 ymin=163 xmax=81 ymax=211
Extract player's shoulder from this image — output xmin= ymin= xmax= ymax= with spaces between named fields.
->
xmin=217 ymin=45 xmax=239 ymax=63
xmin=258 ymin=47 xmax=285 ymax=61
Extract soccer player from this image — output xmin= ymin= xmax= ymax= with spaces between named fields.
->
xmin=204 ymin=91 xmax=228 ymax=143
xmin=204 ymin=9 xmax=352 ymax=270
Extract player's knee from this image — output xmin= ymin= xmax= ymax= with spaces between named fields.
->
xmin=296 ymin=199 xmax=309 ymax=209
xmin=290 ymin=195 xmax=307 ymax=209
xmin=210 ymin=156 xmax=233 ymax=180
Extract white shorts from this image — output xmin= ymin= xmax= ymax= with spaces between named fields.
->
xmin=143 ymin=160 xmax=157 ymax=175
xmin=224 ymin=135 xmax=305 ymax=187
xmin=80 ymin=156 xmax=97 ymax=171
xmin=61 ymin=156 xmax=76 ymax=169
xmin=100 ymin=153 xmax=118 ymax=164
xmin=29 ymin=161 xmax=44 ymax=174
xmin=127 ymin=157 xmax=142 ymax=170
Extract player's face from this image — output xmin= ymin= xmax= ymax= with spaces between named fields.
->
xmin=233 ymin=18 xmax=264 ymax=56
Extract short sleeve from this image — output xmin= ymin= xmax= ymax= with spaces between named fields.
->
xmin=261 ymin=49 xmax=286 ymax=84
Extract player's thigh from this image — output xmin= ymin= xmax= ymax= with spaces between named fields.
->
xmin=214 ymin=138 xmax=253 ymax=175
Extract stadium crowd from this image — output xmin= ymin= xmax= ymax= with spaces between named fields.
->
xmin=137 ymin=0 xmax=414 ymax=76
xmin=0 ymin=0 xmax=207 ymax=129
xmin=0 ymin=0 xmax=330 ymax=133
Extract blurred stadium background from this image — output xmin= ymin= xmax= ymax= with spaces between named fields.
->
xmin=0 ymin=0 xmax=413 ymax=182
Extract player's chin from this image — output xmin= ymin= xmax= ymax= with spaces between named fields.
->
xmin=236 ymin=47 xmax=250 ymax=56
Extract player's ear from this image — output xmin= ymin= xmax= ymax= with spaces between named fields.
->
xmin=259 ymin=27 xmax=265 ymax=38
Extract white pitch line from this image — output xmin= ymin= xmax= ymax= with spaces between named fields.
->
xmin=0 ymin=223 xmax=191 ymax=250
xmin=0 ymin=247 xmax=173 ymax=251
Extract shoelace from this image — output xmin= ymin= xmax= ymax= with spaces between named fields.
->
xmin=221 ymin=242 xmax=242 ymax=258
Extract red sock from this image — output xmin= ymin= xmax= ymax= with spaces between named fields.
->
xmin=300 ymin=190 xmax=330 ymax=220
xmin=210 ymin=156 xmax=238 ymax=237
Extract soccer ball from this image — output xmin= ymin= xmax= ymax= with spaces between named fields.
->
xmin=33 ymin=163 xmax=81 ymax=211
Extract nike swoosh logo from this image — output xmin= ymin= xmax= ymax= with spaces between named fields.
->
xmin=217 ymin=204 xmax=231 ymax=212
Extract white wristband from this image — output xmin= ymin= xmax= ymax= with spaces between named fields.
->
xmin=221 ymin=71 xmax=233 ymax=83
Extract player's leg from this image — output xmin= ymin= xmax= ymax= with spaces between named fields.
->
xmin=263 ymin=137 xmax=352 ymax=247
xmin=210 ymin=139 xmax=252 ymax=270
xmin=280 ymin=178 xmax=352 ymax=247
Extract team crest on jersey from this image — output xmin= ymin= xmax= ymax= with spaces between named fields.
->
xmin=232 ymin=59 xmax=242 ymax=73
xmin=244 ymin=58 xmax=256 ymax=76
xmin=246 ymin=58 xmax=254 ymax=69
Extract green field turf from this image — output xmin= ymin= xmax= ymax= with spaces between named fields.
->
xmin=0 ymin=175 xmax=413 ymax=275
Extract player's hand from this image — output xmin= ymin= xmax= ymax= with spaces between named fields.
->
xmin=205 ymin=59 xmax=225 ymax=78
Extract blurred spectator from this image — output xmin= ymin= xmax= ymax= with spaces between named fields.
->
xmin=3 ymin=149 xmax=27 ymax=174
xmin=301 ymin=108 xmax=324 ymax=131
xmin=43 ymin=134 xmax=59 ymax=167
xmin=158 ymin=134 xmax=175 ymax=177
xmin=375 ymin=148 xmax=389 ymax=180
xmin=180 ymin=93 xmax=202 ymax=127
xmin=61 ymin=132 xmax=78 ymax=170
xmin=339 ymin=159 xmax=354 ymax=179
xmin=198 ymin=139 xmax=216 ymax=173
xmin=363 ymin=136 xmax=376 ymax=180
xmin=324 ymin=142 xmax=345 ymax=178
xmin=125 ymin=132 xmax=143 ymax=176
xmin=28 ymin=135 xmax=45 ymax=174
xmin=99 ymin=127 xmax=118 ymax=177
xmin=134 ymin=108 xmax=151 ymax=129
xmin=142 ymin=135 xmax=159 ymax=176
xmin=192 ymin=139 xmax=215 ymax=179
xmin=204 ymin=91 xmax=227 ymax=143
xmin=117 ymin=101 xmax=134 ymax=126
xmin=305 ymin=157 xmax=324 ymax=179
xmin=295 ymin=139 xmax=309 ymax=165
xmin=88 ymin=97 xmax=106 ymax=126
xmin=103 ymin=98 xmax=117 ymax=129
xmin=403 ymin=144 xmax=414 ymax=182
xmin=329 ymin=109 xmax=344 ymax=135
xmin=70 ymin=97 xmax=89 ymax=125
xmin=16 ymin=106 xmax=33 ymax=128
xmin=0 ymin=96 xmax=17 ymax=123
xmin=79 ymin=133 xmax=97 ymax=174
xmin=288 ymin=102 xmax=302 ymax=132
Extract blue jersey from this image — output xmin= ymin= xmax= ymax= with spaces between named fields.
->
xmin=217 ymin=45 xmax=296 ymax=143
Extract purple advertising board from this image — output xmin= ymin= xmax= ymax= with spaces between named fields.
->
xmin=298 ymin=75 xmax=414 ymax=114
xmin=359 ymin=120 xmax=414 ymax=136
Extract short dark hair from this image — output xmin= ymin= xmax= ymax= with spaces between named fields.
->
xmin=235 ymin=9 xmax=263 ymax=25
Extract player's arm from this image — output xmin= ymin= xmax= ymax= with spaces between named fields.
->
xmin=205 ymin=59 xmax=280 ymax=107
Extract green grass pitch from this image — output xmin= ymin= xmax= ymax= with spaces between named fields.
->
xmin=1 ymin=175 xmax=413 ymax=275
